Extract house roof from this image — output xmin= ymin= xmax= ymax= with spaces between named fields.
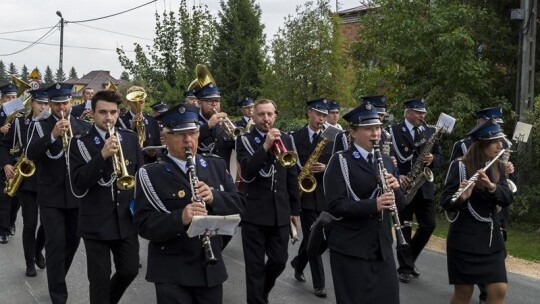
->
xmin=66 ymin=70 xmax=123 ymax=97
xmin=337 ymin=5 xmax=373 ymax=23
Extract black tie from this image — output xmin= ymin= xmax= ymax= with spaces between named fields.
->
xmin=413 ymin=126 xmax=423 ymax=146
xmin=367 ymin=153 xmax=376 ymax=172
xmin=311 ymin=132 xmax=319 ymax=144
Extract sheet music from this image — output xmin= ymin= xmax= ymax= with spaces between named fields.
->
xmin=513 ymin=121 xmax=532 ymax=143
xmin=321 ymin=124 xmax=341 ymax=141
xmin=436 ymin=112 xmax=456 ymax=133
xmin=187 ymin=214 xmax=241 ymax=238
xmin=3 ymin=98 xmax=25 ymax=116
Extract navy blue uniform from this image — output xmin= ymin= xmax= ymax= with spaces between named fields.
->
xmin=323 ymin=148 xmax=404 ymax=304
xmin=198 ymin=113 xmax=235 ymax=169
xmin=134 ymin=153 xmax=244 ymax=304
xmin=120 ymin=112 xmax=161 ymax=163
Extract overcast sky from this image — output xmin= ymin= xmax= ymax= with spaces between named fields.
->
xmin=0 ymin=0 xmax=360 ymax=80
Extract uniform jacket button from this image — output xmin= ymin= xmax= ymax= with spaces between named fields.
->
xmin=161 ymin=246 xmax=165 ymax=250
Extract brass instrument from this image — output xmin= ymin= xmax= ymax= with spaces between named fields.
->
xmin=187 ymin=64 xmax=216 ymax=91
xmin=186 ymin=148 xmax=218 ymax=266
xmin=403 ymin=124 xmax=446 ymax=204
xmin=106 ymin=123 xmax=136 ymax=190
xmin=105 ymin=79 xmax=118 ymax=91
xmin=2 ymin=110 xmax=24 ymax=128
xmin=272 ymin=138 xmax=297 ymax=168
xmin=451 ymin=149 xmax=507 ymax=203
xmin=60 ymin=111 xmax=73 ymax=152
xmin=12 ymin=75 xmax=32 ymax=105
xmin=245 ymin=119 xmax=254 ymax=133
xmin=4 ymin=153 xmax=36 ymax=197
xmin=214 ymin=109 xmax=244 ymax=138
xmin=373 ymin=143 xmax=408 ymax=247
xmin=126 ymin=91 xmax=147 ymax=147
xmin=298 ymin=124 xmax=328 ymax=193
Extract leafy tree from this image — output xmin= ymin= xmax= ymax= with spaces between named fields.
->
xmin=55 ymin=67 xmax=66 ymax=82
xmin=351 ymin=0 xmax=516 ymax=137
xmin=120 ymin=71 xmax=130 ymax=81
xmin=69 ymin=67 xmax=78 ymax=79
xmin=43 ymin=66 xmax=55 ymax=87
xmin=8 ymin=62 xmax=18 ymax=77
xmin=117 ymin=0 xmax=217 ymax=104
xmin=211 ymin=0 xmax=266 ymax=112
xmin=20 ymin=65 xmax=29 ymax=81
xmin=262 ymin=0 xmax=354 ymax=118
xmin=0 ymin=61 xmax=7 ymax=84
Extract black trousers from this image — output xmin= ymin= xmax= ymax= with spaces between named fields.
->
xmin=0 ymin=190 xmax=10 ymax=236
xmin=242 ymin=222 xmax=289 ymax=304
xmin=41 ymin=206 xmax=81 ymax=304
xmin=83 ymin=234 xmax=139 ymax=304
xmin=17 ymin=190 xmax=45 ymax=264
xmin=291 ymin=208 xmax=325 ymax=289
xmin=9 ymin=195 xmax=20 ymax=228
xmin=397 ymin=192 xmax=435 ymax=273
xmin=154 ymin=283 xmax=223 ymax=304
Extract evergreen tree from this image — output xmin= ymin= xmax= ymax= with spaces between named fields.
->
xmin=211 ymin=0 xmax=266 ymax=112
xmin=69 ymin=66 xmax=78 ymax=79
xmin=8 ymin=62 xmax=18 ymax=77
xmin=20 ymin=65 xmax=29 ymax=82
xmin=43 ymin=66 xmax=55 ymax=87
xmin=55 ymin=67 xmax=66 ymax=82
xmin=120 ymin=71 xmax=130 ymax=81
xmin=0 ymin=61 xmax=7 ymax=84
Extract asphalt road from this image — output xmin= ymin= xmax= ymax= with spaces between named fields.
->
xmin=1 ymin=214 xmax=539 ymax=304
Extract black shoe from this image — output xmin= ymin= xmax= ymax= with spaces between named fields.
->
xmin=263 ymin=292 xmax=269 ymax=304
xmin=0 ymin=235 xmax=9 ymax=244
xmin=35 ymin=253 xmax=46 ymax=269
xmin=314 ymin=287 xmax=327 ymax=297
xmin=9 ymin=226 xmax=15 ymax=236
xmin=398 ymin=272 xmax=411 ymax=283
xmin=26 ymin=264 xmax=37 ymax=277
xmin=411 ymin=266 xmax=420 ymax=278
xmin=290 ymin=259 xmax=306 ymax=282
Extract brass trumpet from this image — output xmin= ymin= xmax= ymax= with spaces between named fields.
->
xmin=126 ymin=91 xmax=147 ymax=147
xmin=60 ymin=111 xmax=73 ymax=152
xmin=214 ymin=109 xmax=244 ymax=138
xmin=106 ymin=123 xmax=136 ymax=190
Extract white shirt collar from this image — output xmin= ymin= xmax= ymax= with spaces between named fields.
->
xmin=168 ymin=154 xmax=190 ymax=174
xmin=94 ymin=125 xmax=109 ymax=142
xmin=307 ymin=125 xmax=320 ymax=142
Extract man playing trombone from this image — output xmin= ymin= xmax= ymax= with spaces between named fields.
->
xmin=26 ymin=83 xmax=91 ymax=304
xmin=236 ymin=99 xmax=301 ymax=304
xmin=68 ymin=89 xmax=141 ymax=304
xmin=134 ymin=103 xmax=244 ymax=304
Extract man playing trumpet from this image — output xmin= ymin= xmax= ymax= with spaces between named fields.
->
xmin=236 ymin=99 xmax=301 ymax=304
xmin=69 ymin=90 xmax=141 ymax=304
xmin=27 ymin=82 xmax=91 ymax=304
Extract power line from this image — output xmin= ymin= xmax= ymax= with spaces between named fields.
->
xmin=0 ymin=37 xmax=149 ymax=53
xmin=0 ymin=23 xmax=59 ymax=56
xmin=67 ymin=0 xmax=158 ymax=24
xmin=70 ymin=23 xmax=153 ymax=41
xmin=0 ymin=25 xmax=58 ymax=35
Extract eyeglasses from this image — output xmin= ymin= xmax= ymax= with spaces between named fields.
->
xmin=201 ymin=98 xmax=220 ymax=104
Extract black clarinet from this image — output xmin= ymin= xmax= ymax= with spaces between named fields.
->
xmin=373 ymin=143 xmax=408 ymax=247
xmin=186 ymin=148 xmax=218 ymax=266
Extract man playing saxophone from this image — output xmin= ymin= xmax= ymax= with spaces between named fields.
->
xmin=134 ymin=103 xmax=244 ymax=304
xmin=69 ymin=90 xmax=142 ymax=304
xmin=387 ymin=98 xmax=443 ymax=283
xmin=26 ymin=82 xmax=91 ymax=304
xmin=289 ymin=98 xmax=333 ymax=298
xmin=0 ymin=88 xmax=48 ymax=274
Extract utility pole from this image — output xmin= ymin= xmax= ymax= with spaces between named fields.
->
xmin=515 ymin=0 xmax=537 ymax=121
xmin=56 ymin=11 xmax=64 ymax=74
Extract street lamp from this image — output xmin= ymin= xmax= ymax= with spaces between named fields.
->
xmin=56 ymin=11 xmax=64 ymax=74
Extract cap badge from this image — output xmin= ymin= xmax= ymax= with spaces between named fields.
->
xmin=178 ymin=107 xmax=186 ymax=114
xmin=323 ymin=99 xmax=327 ymax=103
xmin=55 ymin=83 xmax=61 ymax=89
xmin=365 ymin=103 xmax=372 ymax=110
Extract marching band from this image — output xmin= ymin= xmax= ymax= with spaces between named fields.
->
xmin=0 ymin=65 xmax=523 ymax=304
